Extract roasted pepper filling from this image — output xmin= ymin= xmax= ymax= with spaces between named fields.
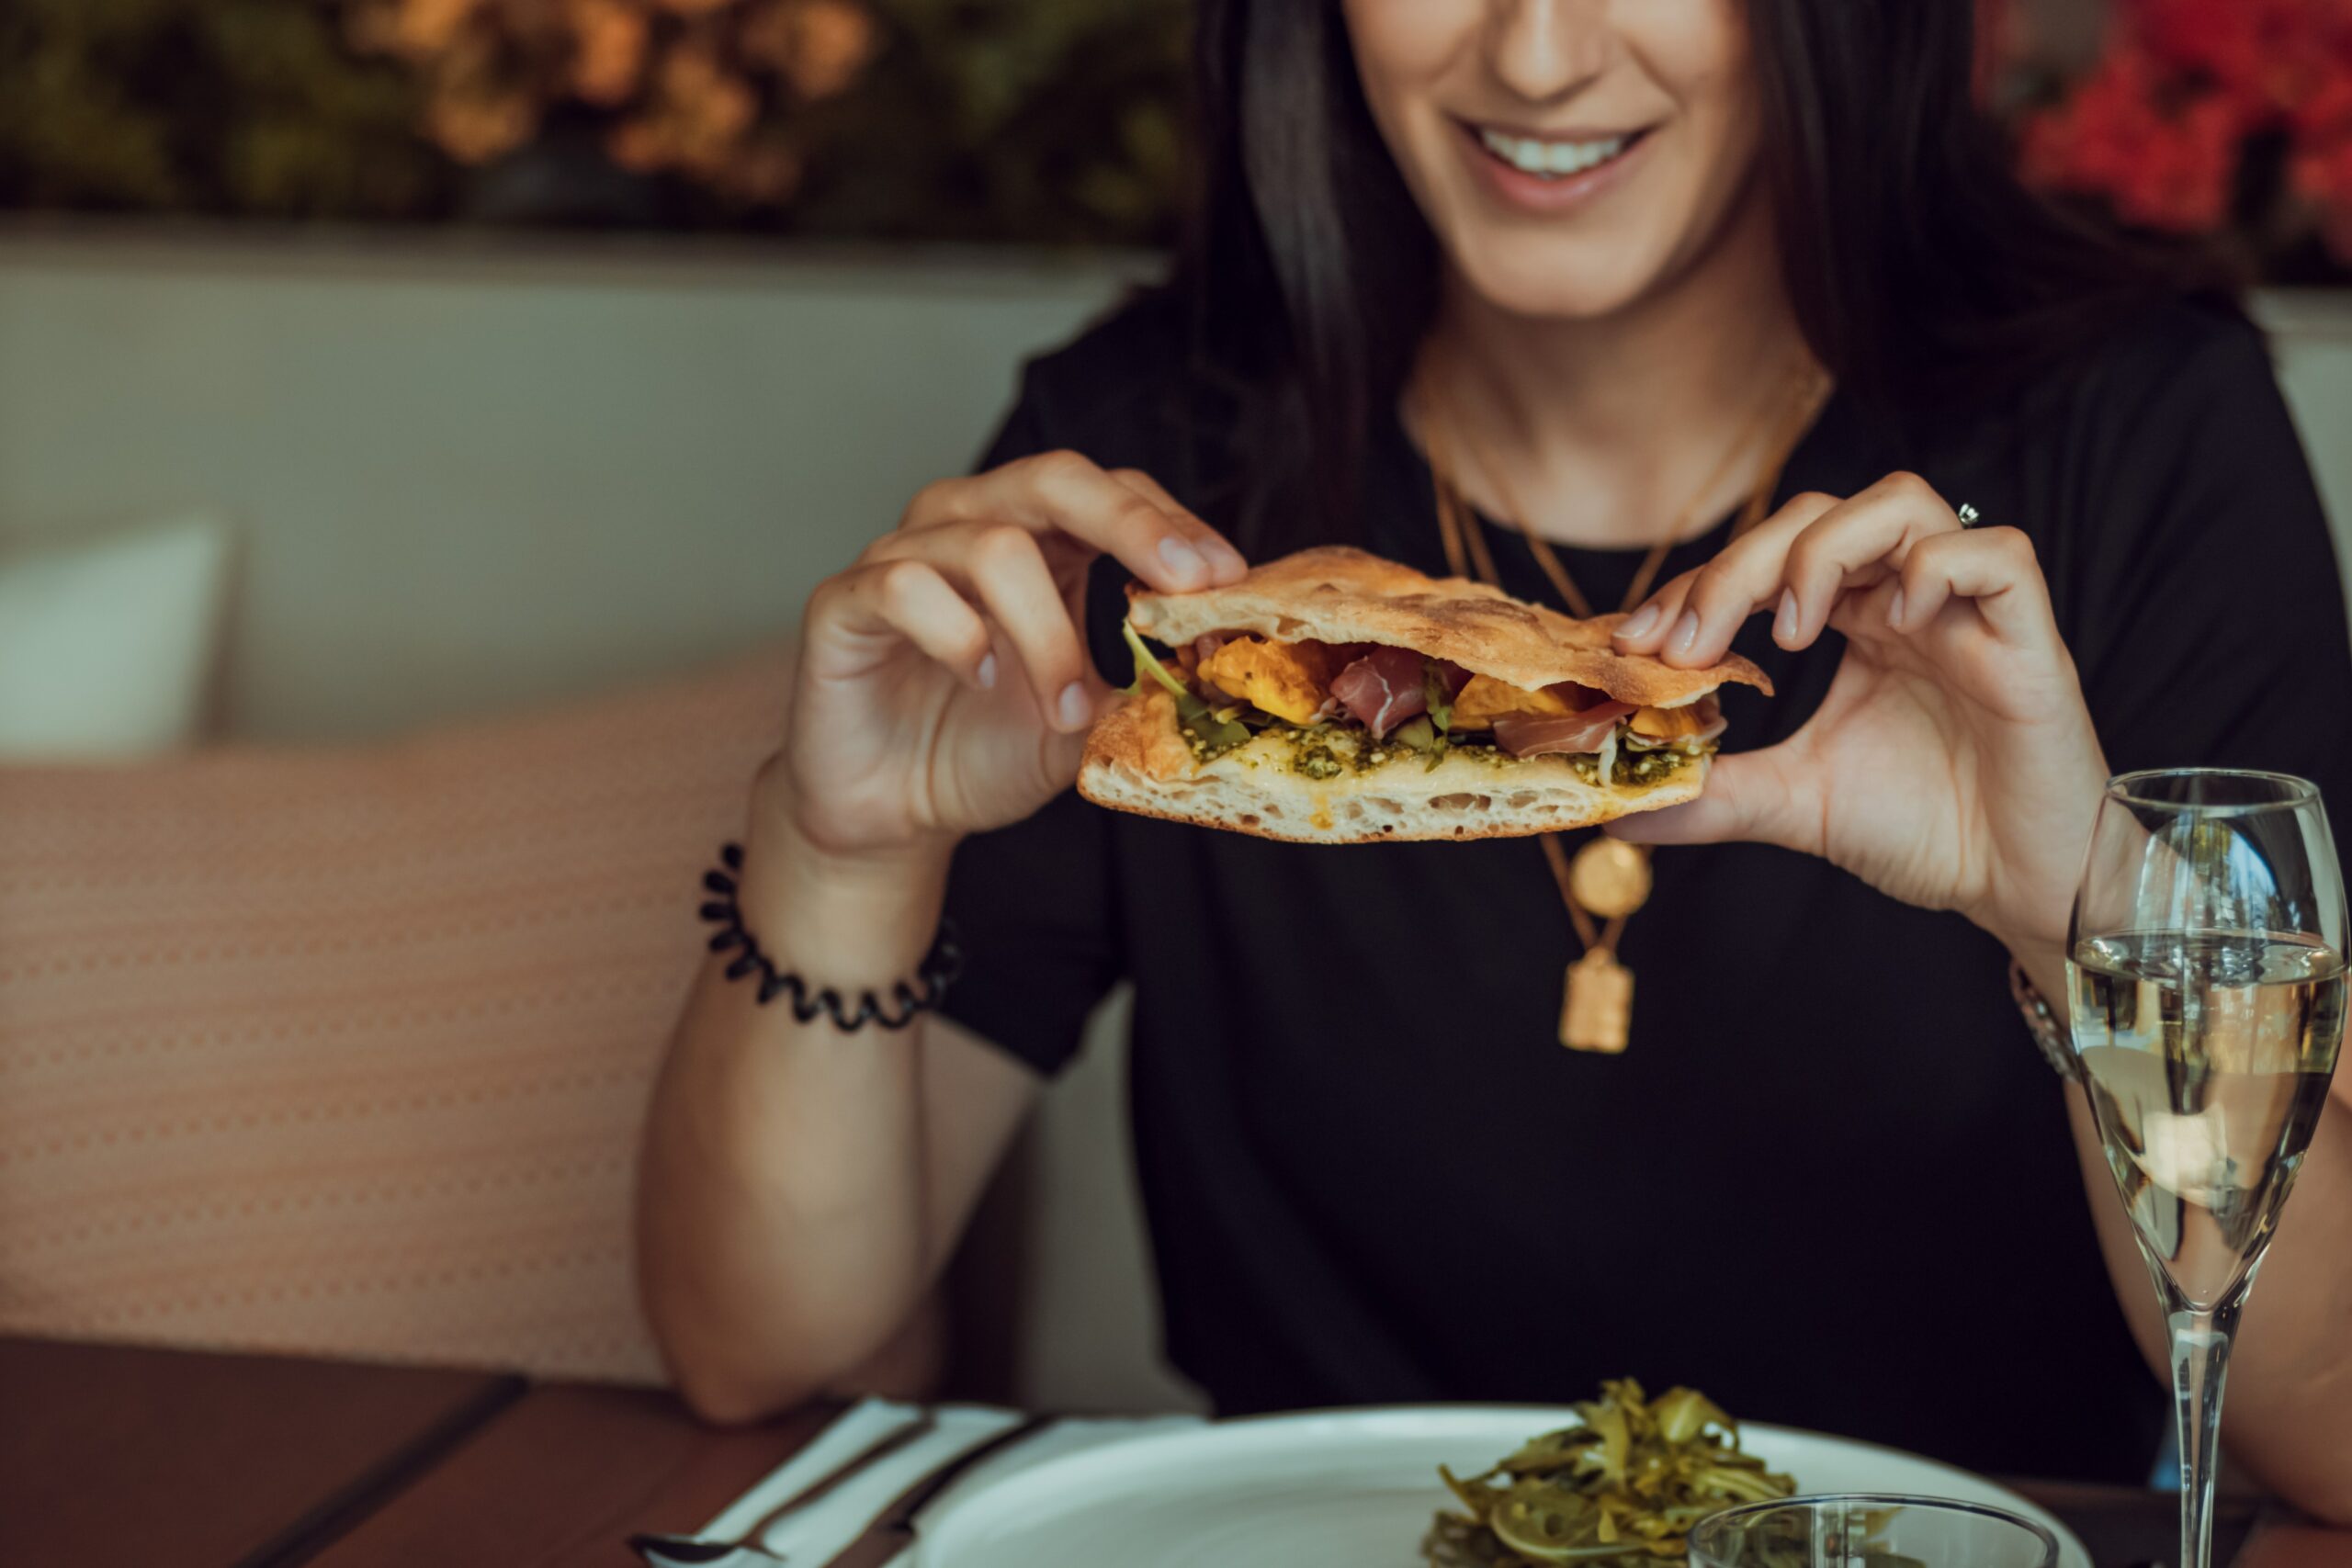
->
xmin=1123 ymin=622 xmax=1724 ymax=782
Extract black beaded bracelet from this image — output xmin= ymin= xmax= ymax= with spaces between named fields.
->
xmin=697 ymin=842 xmax=962 ymax=1031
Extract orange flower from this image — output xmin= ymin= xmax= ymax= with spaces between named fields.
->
xmin=748 ymin=0 xmax=878 ymax=103
xmin=390 ymin=0 xmax=488 ymax=59
xmin=428 ymin=85 xmax=538 ymax=164
xmin=609 ymin=42 xmax=757 ymax=177
xmin=565 ymin=0 xmax=649 ymax=106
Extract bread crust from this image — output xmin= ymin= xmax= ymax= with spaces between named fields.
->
xmin=1127 ymin=545 xmax=1770 ymax=706
xmin=1077 ymin=688 xmax=1709 ymax=845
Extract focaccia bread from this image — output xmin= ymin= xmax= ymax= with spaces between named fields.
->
xmin=1078 ymin=546 xmax=1770 ymax=845
xmin=1128 ymin=546 xmax=1765 ymax=708
xmin=1080 ymin=686 xmax=1713 ymax=843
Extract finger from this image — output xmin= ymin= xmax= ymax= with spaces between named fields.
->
xmin=1884 ymin=525 xmax=2055 ymax=643
xmin=959 ymin=524 xmax=1100 ymax=731
xmin=901 ymin=450 xmax=1219 ymax=594
xmin=1612 ymin=492 xmax=1837 ymax=660
xmin=1604 ymin=746 xmax=1820 ymax=856
xmin=1610 ymin=570 xmax=1698 ymax=654
xmin=1777 ymin=472 xmax=1963 ymax=648
xmin=805 ymin=560 xmax=995 ymax=689
xmin=1107 ymin=468 xmax=1249 ymax=582
xmin=1688 ymin=479 xmax=1955 ymax=664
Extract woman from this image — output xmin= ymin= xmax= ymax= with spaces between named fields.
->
xmin=639 ymin=0 xmax=2352 ymax=1514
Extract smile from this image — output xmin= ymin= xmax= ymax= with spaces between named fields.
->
xmin=1475 ymin=126 xmax=1648 ymax=181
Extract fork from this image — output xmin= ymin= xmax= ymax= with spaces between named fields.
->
xmin=630 ymin=1411 xmax=939 ymax=1566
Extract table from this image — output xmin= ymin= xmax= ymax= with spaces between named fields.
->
xmin=7 ymin=1336 xmax=2344 ymax=1568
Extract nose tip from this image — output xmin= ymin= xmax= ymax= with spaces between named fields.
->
xmin=1490 ymin=0 xmax=1613 ymax=105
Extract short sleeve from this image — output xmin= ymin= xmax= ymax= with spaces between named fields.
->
xmin=2060 ymin=310 xmax=2352 ymax=807
xmin=933 ymin=375 xmax=1126 ymax=1077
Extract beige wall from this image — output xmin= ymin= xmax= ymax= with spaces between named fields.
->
xmin=0 ymin=231 xmax=1152 ymax=741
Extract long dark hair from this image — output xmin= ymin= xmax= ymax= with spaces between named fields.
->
xmin=1179 ymin=0 xmax=2186 ymax=554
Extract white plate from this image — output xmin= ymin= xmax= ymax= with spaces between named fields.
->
xmin=918 ymin=1406 xmax=2093 ymax=1568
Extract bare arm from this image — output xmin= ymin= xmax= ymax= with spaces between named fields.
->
xmin=633 ymin=450 xmax=1247 ymax=1425
xmin=636 ymin=813 xmax=1040 ymax=1422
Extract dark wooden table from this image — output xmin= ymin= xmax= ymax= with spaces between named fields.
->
xmin=7 ymin=1336 xmax=2346 ymax=1568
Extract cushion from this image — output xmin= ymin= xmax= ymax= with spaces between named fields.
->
xmin=0 ymin=514 xmax=235 ymax=760
xmin=0 ymin=645 xmax=790 ymax=1382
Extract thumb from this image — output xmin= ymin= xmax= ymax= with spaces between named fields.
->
xmin=1043 ymin=676 xmax=1123 ymax=774
xmin=1603 ymin=747 xmax=1816 ymax=852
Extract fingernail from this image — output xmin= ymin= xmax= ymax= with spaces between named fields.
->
xmin=1158 ymin=535 xmax=1206 ymax=583
xmin=1668 ymin=610 xmax=1701 ymax=659
xmin=1886 ymin=587 xmax=1907 ymax=628
xmin=1618 ymin=604 xmax=1661 ymax=640
xmin=1774 ymin=589 xmax=1798 ymax=644
xmin=975 ymin=652 xmax=997 ymax=690
xmin=1057 ymin=682 xmax=1092 ymax=729
xmin=1201 ymin=536 xmax=1247 ymax=578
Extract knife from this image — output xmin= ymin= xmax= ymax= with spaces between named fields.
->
xmin=816 ymin=1414 xmax=1058 ymax=1568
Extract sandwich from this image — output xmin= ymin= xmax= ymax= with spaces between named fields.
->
xmin=1078 ymin=546 xmax=1770 ymax=844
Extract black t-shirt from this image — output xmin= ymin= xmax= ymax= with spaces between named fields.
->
xmin=937 ymin=292 xmax=2352 ymax=1483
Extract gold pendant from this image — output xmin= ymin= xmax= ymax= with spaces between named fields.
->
xmin=1568 ymin=837 xmax=1652 ymax=920
xmin=1561 ymin=948 xmax=1634 ymax=1054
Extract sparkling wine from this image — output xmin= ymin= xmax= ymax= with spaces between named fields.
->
xmin=2068 ymin=931 xmax=2346 ymax=1309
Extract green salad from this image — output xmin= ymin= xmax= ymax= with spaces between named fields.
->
xmin=1423 ymin=1381 xmax=1796 ymax=1566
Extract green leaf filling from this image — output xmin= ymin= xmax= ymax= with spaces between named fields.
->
xmin=1423 ymin=1379 xmax=1796 ymax=1568
xmin=1121 ymin=618 xmax=1192 ymax=699
xmin=1120 ymin=618 xmax=1249 ymax=758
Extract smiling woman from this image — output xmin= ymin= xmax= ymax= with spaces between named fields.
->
xmin=639 ymin=0 xmax=2352 ymax=1528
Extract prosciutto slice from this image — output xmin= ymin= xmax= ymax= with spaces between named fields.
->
xmin=1330 ymin=645 xmax=1427 ymax=739
xmin=1492 ymin=702 xmax=1636 ymax=759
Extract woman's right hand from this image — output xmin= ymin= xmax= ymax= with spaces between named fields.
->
xmin=772 ymin=450 xmax=1248 ymax=860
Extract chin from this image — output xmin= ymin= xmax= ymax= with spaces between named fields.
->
xmin=1449 ymin=238 xmax=1676 ymax=324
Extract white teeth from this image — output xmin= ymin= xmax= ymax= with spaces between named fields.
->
xmin=1478 ymin=128 xmax=1629 ymax=179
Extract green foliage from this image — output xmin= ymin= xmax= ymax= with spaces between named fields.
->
xmin=0 ymin=0 xmax=1192 ymax=243
xmin=0 ymin=0 xmax=448 ymax=219
xmin=778 ymin=0 xmax=1191 ymax=243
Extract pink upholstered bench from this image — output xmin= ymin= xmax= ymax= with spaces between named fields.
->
xmin=0 ymin=648 xmax=791 ymax=1384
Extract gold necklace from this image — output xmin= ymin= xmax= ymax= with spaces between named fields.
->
xmin=1418 ymin=352 xmax=1831 ymax=1053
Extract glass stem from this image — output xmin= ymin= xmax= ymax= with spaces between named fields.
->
xmin=2165 ymin=1288 xmax=2243 ymax=1568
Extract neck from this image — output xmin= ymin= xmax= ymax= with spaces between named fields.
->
xmin=1420 ymin=185 xmax=1814 ymax=550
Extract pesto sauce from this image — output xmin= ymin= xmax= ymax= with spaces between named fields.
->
xmin=1614 ymin=746 xmax=1701 ymax=786
xmin=1249 ymin=720 xmax=1714 ymax=783
xmin=1295 ymin=747 xmax=1344 ymax=781
xmin=1183 ymin=724 xmax=1249 ymax=765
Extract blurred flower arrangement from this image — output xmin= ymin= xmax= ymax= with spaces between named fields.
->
xmin=2010 ymin=0 xmax=2352 ymax=278
xmin=0 ymin=0 xmax=1189 ymax=243
xmin=29 ymin=0 xmax=2341 ymax=277
xmin=344 ymin=0 xmax=879 ymax=206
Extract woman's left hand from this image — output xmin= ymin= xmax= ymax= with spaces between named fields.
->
xmin=1607 ymin=471 xmax=2108 ymax=966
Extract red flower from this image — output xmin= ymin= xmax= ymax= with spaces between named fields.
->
xmin=2137 ymin=0 xmax=2352 ymax=118
xmin=2290 ymin=129 xmax=2352 ymax=258
xmin=2015 ymin=0 xmax=2352 ymax=265
xmin=2022 ymin=43 xmax=2249 ymax=232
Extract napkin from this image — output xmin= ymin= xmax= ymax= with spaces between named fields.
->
xmin=651 ymin=1400 xmax=1201 ymax=1567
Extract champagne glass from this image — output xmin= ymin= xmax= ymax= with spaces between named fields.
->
xmin=1687 ymin=1495 xmax=2059 ymax=1567
xmin=2068 ymin=769 xmax=2347 ymax=1568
